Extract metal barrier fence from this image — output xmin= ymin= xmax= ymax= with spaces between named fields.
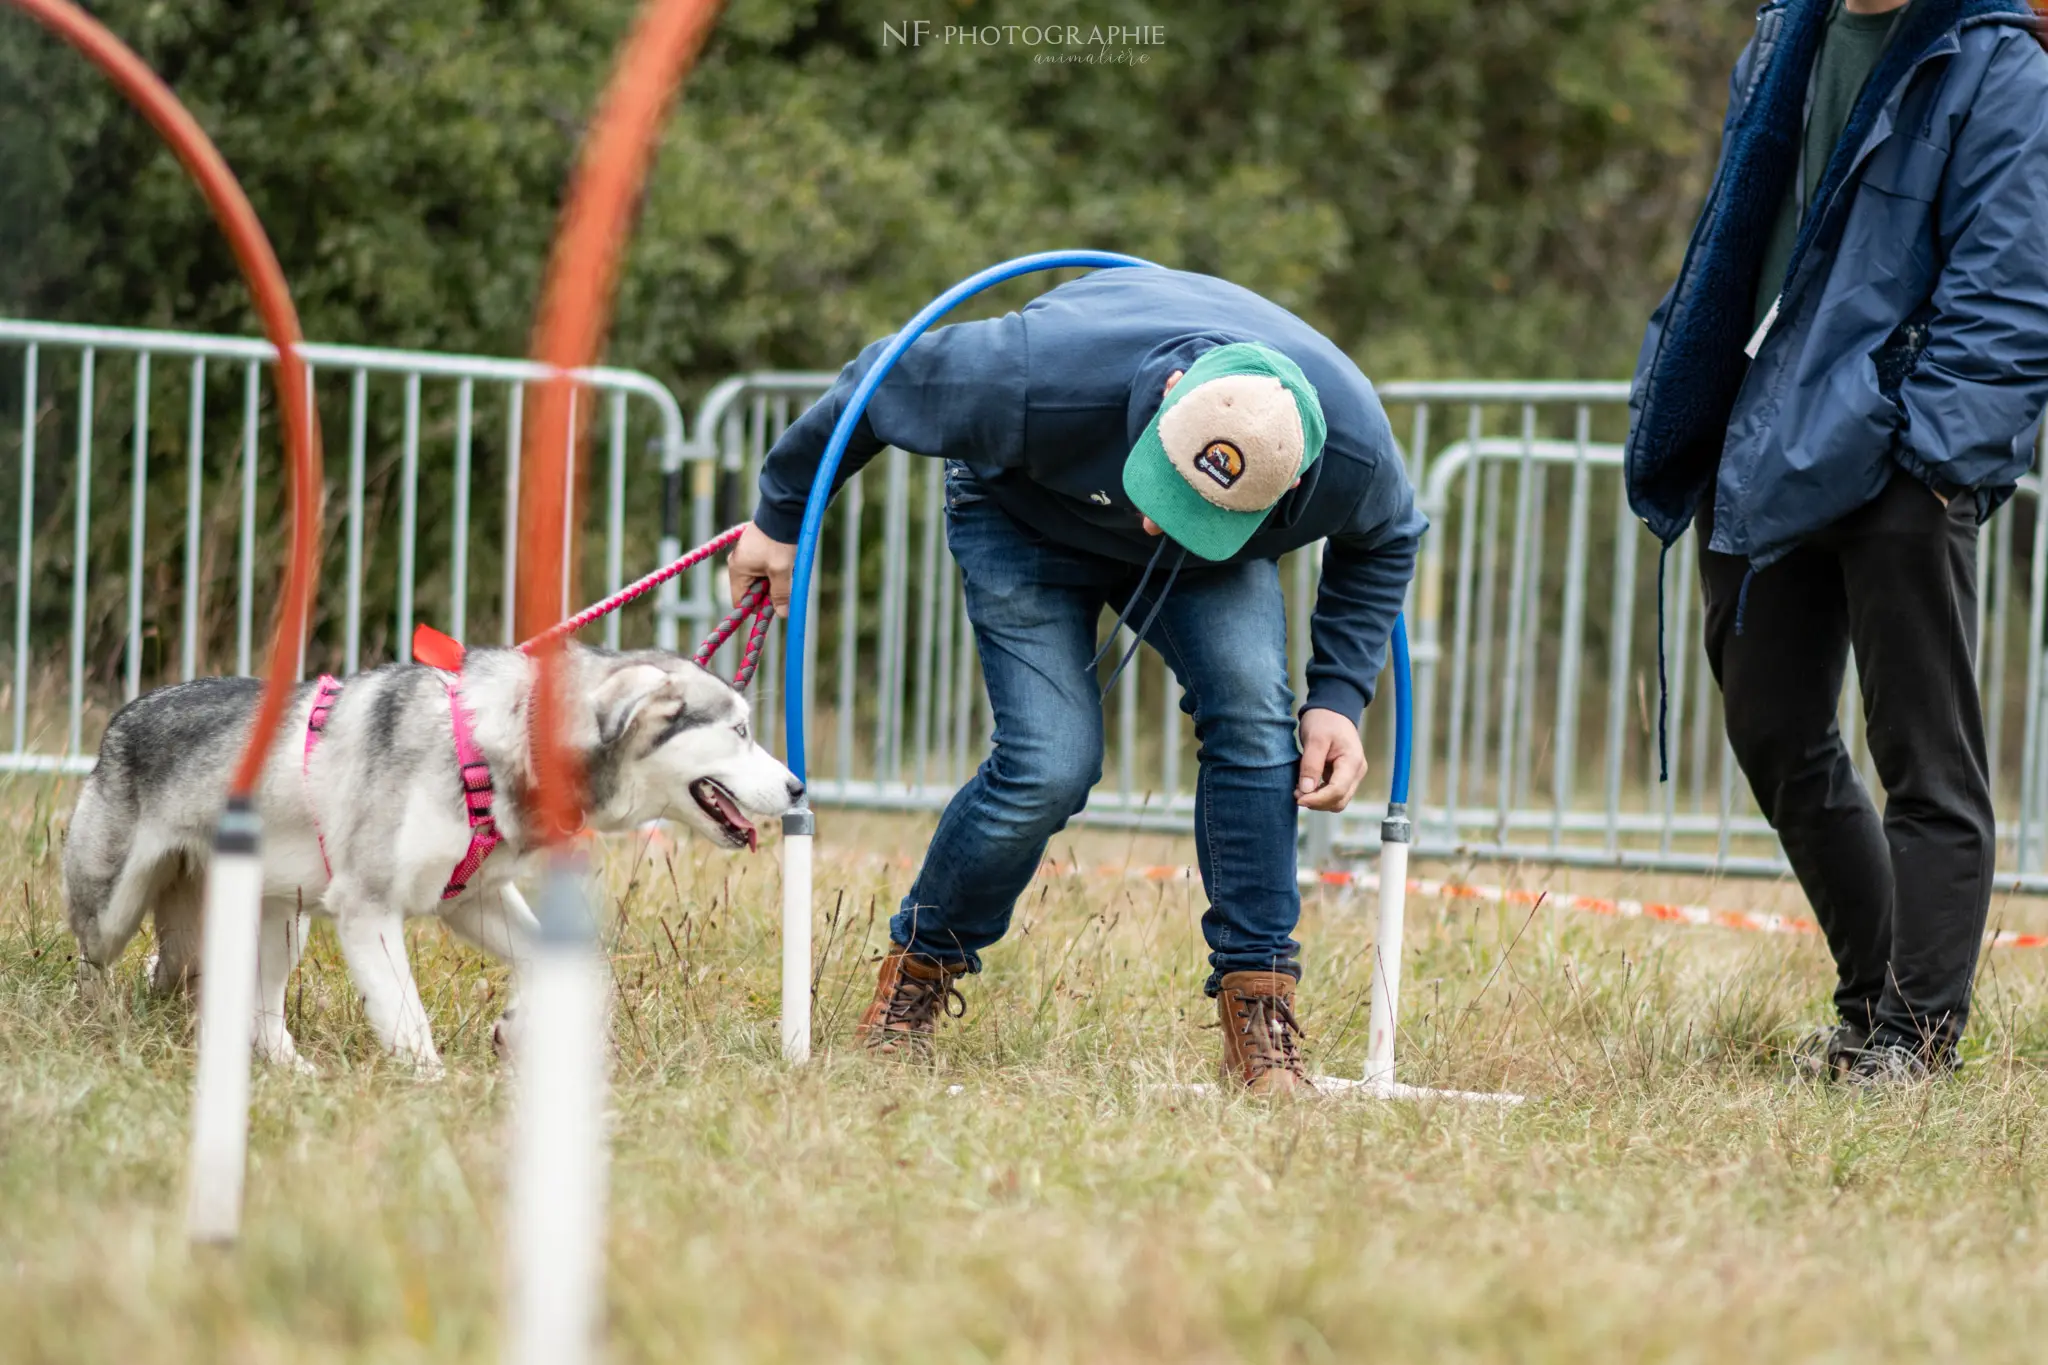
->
xmin=11 ymin=329 xmax=2048 ymax=891
xmin=687 ymin=372 xmax=2048 ymax=893
xmin=0 ymin=319 xmax=707 ymax=774
xmin=1394 ymin=384 xmax=2048 ymax=893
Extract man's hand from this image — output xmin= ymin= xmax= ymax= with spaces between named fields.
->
xmin=729 ymin=522 xmax=798 ymax=619
xmin=1297 ymin=708 xmax=1367 ymax=812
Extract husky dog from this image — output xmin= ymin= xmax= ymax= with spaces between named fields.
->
xmin=63 ymin=645 xmax=802 ymax=1075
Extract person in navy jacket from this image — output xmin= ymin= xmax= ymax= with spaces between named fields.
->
xmin=1626 ymin=0 xmax=2048 ymax=1082
xmin=731 ymin=266 xmax=1425 ymax=1092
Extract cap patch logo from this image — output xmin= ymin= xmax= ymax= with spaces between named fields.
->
xmin=1194 ymin=440 xmax=1245 ymax=490
xmin=1157 ymin=373 xmax=1306 ymax=513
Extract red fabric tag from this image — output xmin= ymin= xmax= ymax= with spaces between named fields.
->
xmin=412 ymin=623 xmax=467 ymax=672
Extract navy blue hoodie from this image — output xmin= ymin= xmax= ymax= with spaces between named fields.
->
xmin=752 ymin=268 xmax=1426 ymax=723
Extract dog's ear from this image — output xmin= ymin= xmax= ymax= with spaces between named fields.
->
xmin=589 ymin=662 xmax=673 ymax=749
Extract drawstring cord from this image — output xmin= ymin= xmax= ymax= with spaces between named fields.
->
xmin=1101 ymin=547 xmax=1186 ymax=697
xmin=1733 ymin=566 xmax=1756 ymax=638
xmin=1088 ymin=537 xmax=1188 ymax=698
xmin=1087 ymin=537 xmax=1171 ymax=670
xmin=1655 ymin=543 xmax=1670 ymax=784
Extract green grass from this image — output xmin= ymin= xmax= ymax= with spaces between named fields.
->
xmin=6 ymin=776 xmax=2048 ymax=1363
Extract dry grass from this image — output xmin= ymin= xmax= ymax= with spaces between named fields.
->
xmin=5 ymin=776 xmax=2048 ymax=1363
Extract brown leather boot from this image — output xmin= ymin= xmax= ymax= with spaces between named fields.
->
xmin=854 ymin=943 xmax=968 ymax=1056
xmin=1217 ymin=971 xmax=1312 ymax=1095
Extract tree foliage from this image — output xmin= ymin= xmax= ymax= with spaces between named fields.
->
xmin=1 ymin=0 xmax=1753 ymax=392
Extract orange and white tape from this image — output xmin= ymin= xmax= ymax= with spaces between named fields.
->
xmin=1031 ymin=860 xmax=2048 ymax=951
xmin=632 ymin=828 xmax=2048 ymax=950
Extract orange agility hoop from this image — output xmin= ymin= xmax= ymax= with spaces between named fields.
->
xmin=505 ymin=5 xmax=722 ymax=1362
xmin=4 ymin=0 xmax=324 ymax=794
xmin=516 ymin=0 xmax=724 ymax=842
xmin=3 ymin=0 xmax=327 ymax=1246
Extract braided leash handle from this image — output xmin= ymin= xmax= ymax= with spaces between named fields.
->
xmin=693 ymin=579 xmax=775 ymax=687
xmin=734 ymin=590 xmax=773 ymax=688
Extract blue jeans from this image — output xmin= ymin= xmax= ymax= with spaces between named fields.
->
xmin=892 ymin=463 xmax=1302 ymax=995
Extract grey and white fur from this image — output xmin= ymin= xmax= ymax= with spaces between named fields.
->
xmin=63 ymin=644 xmax=802 ymax=1076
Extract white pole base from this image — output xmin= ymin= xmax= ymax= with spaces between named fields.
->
xmin=185 ymin=801 xmax=264 ymax=1245
xmin=506 ymin=860 xmax=608 ymax=1365
xmin=1309 ymin=1075 xmax=1525 ymax=1105
xmin=1154 ymin=1079 xmax=1524 ymax=1104
xmin=780 ymin=810 xmax=814 ymax=1065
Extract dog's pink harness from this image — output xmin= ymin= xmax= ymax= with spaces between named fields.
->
xmin=297 ymin=527 xmax=769 ymax=895
xmin=302 ymin=675 xmax=345 ymax=875
xmin=302 ymin=675 xmax=503 ymax=900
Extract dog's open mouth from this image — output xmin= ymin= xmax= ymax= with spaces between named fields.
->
xmin=689 ymin=778 xmax=758 ymax=851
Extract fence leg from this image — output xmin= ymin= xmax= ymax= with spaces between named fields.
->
xmin=507 ymin=857 xmax=608 ymax=1365
xmin=1301 ymin=808 xmax=1339 ymax=876
xmin=781 ymin=806 xmax=814 ymax=1064
xmin=185 ymin=799 xmax=264 ymax=1243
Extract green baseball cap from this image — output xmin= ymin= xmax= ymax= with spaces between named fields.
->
xmin=1122 ymin=342 xmax=1327 ymax=561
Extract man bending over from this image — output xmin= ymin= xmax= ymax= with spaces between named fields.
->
xmin=731 ymin=266 xmax=1425 ymax=1094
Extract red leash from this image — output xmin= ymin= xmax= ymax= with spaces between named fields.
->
xmin=412 ymin=524 xmax=776 ymax=686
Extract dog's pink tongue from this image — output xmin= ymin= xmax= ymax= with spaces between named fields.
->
xmin=710 ymin=785 xmax=759 ymax=852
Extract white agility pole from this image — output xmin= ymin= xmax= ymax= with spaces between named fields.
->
xmin=1362 ymin=824 xmax=1409 ymax=1087
xmin=1314 ymin=619 xmax=1523 ymax=1104
xmin=1312 ymin=805 xmax=1520 ymax=1103
xmin=780 ymin=807 xmax=815 ymax=1063
xmin=185 ymin=799 xmax=266 ymax=1242
xmin=506 ymin=858 xmax=609 ymax=1365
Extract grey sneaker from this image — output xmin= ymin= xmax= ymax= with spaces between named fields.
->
xmin=1790 ymin=1020 xmax=1868 ymax=1081
xmin=1842 ymin=1040 xmax=1957 ymax=1089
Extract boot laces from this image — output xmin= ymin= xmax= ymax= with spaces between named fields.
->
xmin=884 ymin=969 xmax=967 ymax=1031
xmin=1234 ymin=991 xmax=1306 ymax=1078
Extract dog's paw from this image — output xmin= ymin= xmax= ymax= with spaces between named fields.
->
xmin=266 ymin=1050 xmax=319 ymax=1078
xmin=74 ymin=960 xmax=110 ymax=1008
xmin=254 ymin=1012 xmax=308 ymax=1070
xmin=394 ymin=1041 xmax=447 ymax=1082
xmin=257 ymin=1040 xmax=318 ymax=1076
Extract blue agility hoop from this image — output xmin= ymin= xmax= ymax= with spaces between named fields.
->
xmin=779 ymin=247 xmax=1415 ymax=808
xmin=771 ymin=249 xmax=1449 ymax=1089
xmin=1388 ymin=616 xmax=1413 ymax=810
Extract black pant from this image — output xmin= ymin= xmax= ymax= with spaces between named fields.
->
xmin=1699 ymin=471 xmax=1994 ymax=1052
